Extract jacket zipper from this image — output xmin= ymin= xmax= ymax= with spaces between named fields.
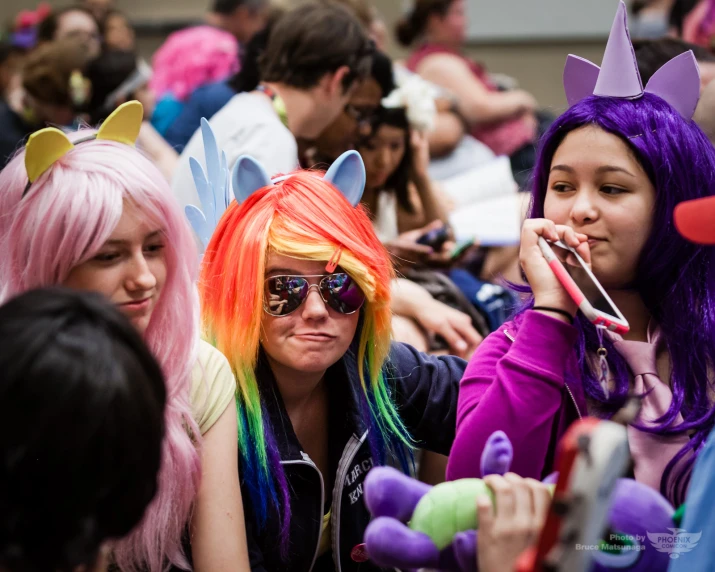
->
xmin=503 ymin=328 xmax=582 ymax=419
xmin=331 ymin=431 xmax=368 ymax=572
xmin=282 ymin=456 xmax=325 ymax=572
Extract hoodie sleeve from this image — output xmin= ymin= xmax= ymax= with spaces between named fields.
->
xmin=388 ymin=342 xmax=467 ymax=456
xmin=446 ymin=310 xmax=578 ymax=481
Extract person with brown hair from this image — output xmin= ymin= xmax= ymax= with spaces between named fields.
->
xmin=172 ymin=1 xmax=375 ymax=210
xmin=37 ymin=5 xmax=101 ymax=59
xmin=397 ymin=0 xmax=541 ymax=186
xmin=0 ymin=38 xmax=91 ymax=168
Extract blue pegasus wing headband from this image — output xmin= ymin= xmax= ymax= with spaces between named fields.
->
xmin=187 ymin=118 xmax=366 ymax=251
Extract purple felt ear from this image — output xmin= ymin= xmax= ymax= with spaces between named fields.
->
xmin=564 ymin=55 xmax=601 ymax=107
xmin=645 ymin=51 xmax=701 ymax=120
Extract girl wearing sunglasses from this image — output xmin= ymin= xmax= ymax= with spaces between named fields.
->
xmin=194 ymin=146 xmax=466 ymax=572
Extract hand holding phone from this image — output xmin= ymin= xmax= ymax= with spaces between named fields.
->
xmin=416 ymin=225 xmax=450 ymax=250
xmin=519 ymin=219 xmax=591 ymax=316
xmin=538 ymin=238 xmax=629 ymax=334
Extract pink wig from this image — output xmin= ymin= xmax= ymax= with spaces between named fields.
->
xmin=0 ymin=132 xmax=202 ymax=571
xmin=149 ymin=25 xmax=239 ymax=101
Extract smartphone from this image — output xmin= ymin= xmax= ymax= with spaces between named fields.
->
xmin=450 ymin=238 xmax=475 ymax=260
xmin=416 ymin=226 xmax=449 ymax=250
xmin=537 ymin=238 xmax=629 ymax=334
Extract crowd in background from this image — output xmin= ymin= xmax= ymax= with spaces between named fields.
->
xmin=2 ymin=0 xmax=715 ymax=570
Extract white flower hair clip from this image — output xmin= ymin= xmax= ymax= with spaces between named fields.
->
xmin=381 ymin=75 xmax=437 ymax=133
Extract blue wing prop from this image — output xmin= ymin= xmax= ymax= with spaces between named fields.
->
xmin=185 ymin=118 xmax=232 ymax=252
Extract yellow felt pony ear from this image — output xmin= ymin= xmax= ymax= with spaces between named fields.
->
xmin=96 ymin=100 xmax=143 ymax=146
xmin=24 ymin=128 xmax=75 ymax=183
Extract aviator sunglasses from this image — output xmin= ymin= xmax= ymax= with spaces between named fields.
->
xmin=264 ymin=273 xmax=366 ymax=317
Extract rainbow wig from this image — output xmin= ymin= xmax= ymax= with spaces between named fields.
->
xmin=518 ymin=92 xmax=715 ymax=506
xmin=0 ymin=131 xmax=202 ymax=571
xmin=199 ymin=169 xmax=414 ymax=548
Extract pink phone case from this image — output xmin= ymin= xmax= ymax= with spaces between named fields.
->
xmin=537 ymin=238 xmax=629 ymax=334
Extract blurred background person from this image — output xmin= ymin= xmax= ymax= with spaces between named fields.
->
xmin=0 ymin=37 xmax=91 ymax=168
xmin=164 ymin=4 xmax=281 ymax=152
xmin=396 ymin=0 xmax=543 ymax=187
xmin=36 ymin=5 xmax=101 ymax=59
xmin=630 ymin=0 xmax=676 ymax=38
xmin=80 ymin=0 xmax=115 ymax=22
xmin=84 ymin=49 xmax=179 ymax=179
xmin=100 ymin=9 xmax=135 ymax=51
xmin=149 ymin=0 xmax=270 ymax=137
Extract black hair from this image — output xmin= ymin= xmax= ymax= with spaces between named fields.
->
xmin=84 ymin=49 xmax=139 ymax=123
xmin=0 ymin=287 xmax=166 ymax=572
xmin=0 ymin=40 xmax=12 ymax=67
xmin=227 ymin=6 xmax=284 ymax=93
xmin=395 ymin=0 xmax=454 ymax=47
xmin=363 ymin=106 xmax=415 ymax=213
xmin=37 ymin=6 xmax=98 ymax=43
xmin=633 ymin=36 xmax=715 ymax=83
xmin=371 ymin=50 xmax=396 ymax=99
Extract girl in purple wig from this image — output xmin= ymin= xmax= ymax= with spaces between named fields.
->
xmin=0 ymin=103 xmax=249 ymax=571
xmin=447 ymin=2 xmax=715 ymax=509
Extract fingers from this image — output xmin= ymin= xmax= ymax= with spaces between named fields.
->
xmin=483 ymin=474 xmax=516 ymax=519
xmin=447 ymin=311 xmax=483 ymax=353
xmin=424 ymin=307 xmax=481 ymax=357
xmin=432 ymin=317 xmax=468 ymax=356
xmin=525 ymin=478 xmax=552 ymax=526
xmin=476 ymin=492 xmax=495 ymax=530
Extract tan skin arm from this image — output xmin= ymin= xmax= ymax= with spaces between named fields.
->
xmin=190 ymin=401 xmax=250 ymax=571
xmin=427 ymin=109 xmax=465 ymax=158
xmin=416 ymin=53 xmax=537 ymax=126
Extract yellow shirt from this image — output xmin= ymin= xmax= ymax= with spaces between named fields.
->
xmin=317 ymin=510 xmax=332 ymax=556
xmin=190 ymin=341 xmax=236 ymax=435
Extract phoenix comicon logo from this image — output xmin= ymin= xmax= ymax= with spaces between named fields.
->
xmin=647 ymin=528 xmax=702 ymax=559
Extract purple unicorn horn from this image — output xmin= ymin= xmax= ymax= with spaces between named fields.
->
xmin=563 ymin=0 xmax=701 ymax=119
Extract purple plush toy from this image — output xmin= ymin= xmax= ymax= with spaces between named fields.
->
xmin=363 ymin=431 xmax=675 ymax=572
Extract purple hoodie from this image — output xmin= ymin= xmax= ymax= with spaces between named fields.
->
xmin=447 ymin=310 xmax=588 ymax=481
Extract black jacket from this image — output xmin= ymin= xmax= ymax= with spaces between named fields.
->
xmin=244 ymin=342 xmax=466 ymax=572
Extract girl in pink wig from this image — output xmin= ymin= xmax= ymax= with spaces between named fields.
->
xmin=0 ymin=102 xmax=248 ymax=572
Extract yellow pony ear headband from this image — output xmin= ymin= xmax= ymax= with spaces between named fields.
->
xmin=22 ymin=101 xmax=144 ymax=197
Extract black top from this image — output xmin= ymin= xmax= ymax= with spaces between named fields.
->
xmin=244 ymin=342 xmax=467 ymax=572
xmin=0 ymin=100 xmax=34 ymax=169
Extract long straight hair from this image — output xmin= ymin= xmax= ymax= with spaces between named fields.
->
xmin=199 ymin=170 xmax=413 ymax=553
xmin=520 ymin=93 xmax=715 ymax=505
xmin=0 ymin=132 xmax=202 ymax=571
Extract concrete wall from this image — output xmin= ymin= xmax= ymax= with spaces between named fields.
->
xmin=1 ymin=0 xmax=607 ymax=110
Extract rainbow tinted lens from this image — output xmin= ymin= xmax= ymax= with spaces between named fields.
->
xmin=264 ymin=273 xmax=365 ymax=317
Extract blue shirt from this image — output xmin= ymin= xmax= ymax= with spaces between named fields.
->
xmin=668 ymin=431 xmax=715 ymax=571
xmin=164 ymin=81 xmax=236 ymax=152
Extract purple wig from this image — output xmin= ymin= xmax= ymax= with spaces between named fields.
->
xmin=520 ymin=92 xmax=715 ymax=506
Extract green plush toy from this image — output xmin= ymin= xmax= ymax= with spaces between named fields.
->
xmin=409 ymin=479 xmax=556 ymax=550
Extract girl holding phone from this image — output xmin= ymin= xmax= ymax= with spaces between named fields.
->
xmin=447 ymin=2 xmax=715 ymax=509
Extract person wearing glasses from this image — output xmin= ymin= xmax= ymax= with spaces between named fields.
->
xmin=194 ymin=146 xmax=466 ymax=572
xmin=172 ymin=2 xmax=375 ymax=211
